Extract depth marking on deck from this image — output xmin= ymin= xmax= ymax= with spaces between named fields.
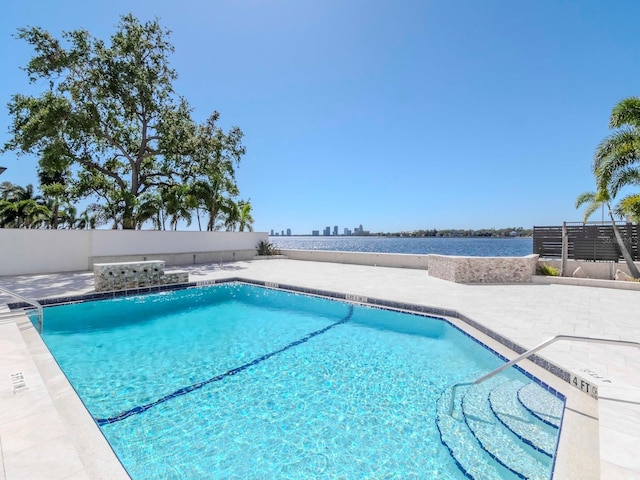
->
xmin=346 ymin=294 xmax=368 ymax=303
xmin=10 ymin=372 xmax=28 ymax=394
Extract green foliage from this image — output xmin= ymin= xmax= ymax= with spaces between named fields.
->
xmin=615 ymin=194 xmax=640 ymax=222
xmin=592 ymin=96 xmax=640 ymax=218
xmin=580 ymin=96 xmax=640 ymax=279
xmin=537 ymin=263 xmax=559 ymax=276
xmin=0 ymin=181 xmax=51 ymax=228
xmin=256 ymin=241 xmax=280 ymax=256
xmin=373 ymin=227 xmax=532 ymax=238
xmin=2 ymin=14 xmax=245 ymax=230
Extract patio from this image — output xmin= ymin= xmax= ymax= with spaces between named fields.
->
xmin=1 ymin=258 xmax=638 ymax=479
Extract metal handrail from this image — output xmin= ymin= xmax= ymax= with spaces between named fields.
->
xmin=0 ymin=286 xmax=43 ymax=332
xmin=449 ymin=334 xmax=640 ymax=414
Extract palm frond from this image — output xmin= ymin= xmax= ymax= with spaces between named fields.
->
xmin=575 ymin=191 xmax=596 ymax=209
xmin=608 ymin=166 xmax=640 ymax=197
xmin=615 ymin=194 xmax=640 ymax=223
xmin=609 ymin=96 xmax=640 ymax=129
xmin=592 ymin=128 xmax=639 ymax=179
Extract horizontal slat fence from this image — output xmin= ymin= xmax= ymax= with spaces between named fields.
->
xmin=533 ymin=223 xmax=638 ymax=261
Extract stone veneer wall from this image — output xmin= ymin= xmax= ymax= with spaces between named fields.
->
xmin=279 ymin=249 xmax=430 ymax=269
xmin=427 ymin=254 xmax=539 ymax=283
xmin=94 ymin=260 xmax=189 ymax=292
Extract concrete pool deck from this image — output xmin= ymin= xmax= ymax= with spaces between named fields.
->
xmin=0 ymin=258 xmax=639 ymax=479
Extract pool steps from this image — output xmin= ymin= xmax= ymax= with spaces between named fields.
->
xmin=489 ymin=381 xmax=558 ymax=457
xmin=436 ymin=378 xmax=564 ymax=480
xmin=518 ymin=383 xmax=563 ymax=429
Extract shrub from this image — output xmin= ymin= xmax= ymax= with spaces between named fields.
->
xmin=537 ymin=263 xmax=559 ymax=276
xmin=256 ymin=240 xmax=280 ymax=256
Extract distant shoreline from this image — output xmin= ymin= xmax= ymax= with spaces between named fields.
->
xmin=269 ymin=234 xmax=533 ymax=239
xmin=268 ymin=235 xmax=532 ymax=257
xmin=269 ymin=227 xmax=533 ymax=238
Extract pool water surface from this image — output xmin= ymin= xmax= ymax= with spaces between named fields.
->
xmin=39 ymin=283 xmax=561 ymax=479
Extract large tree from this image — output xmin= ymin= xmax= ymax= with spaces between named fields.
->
xmin=3 ymin=14 xmax=244 ymax=229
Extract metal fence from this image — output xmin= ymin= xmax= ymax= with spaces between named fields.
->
xmin=533 ymin=222 xmax=639 ymax=261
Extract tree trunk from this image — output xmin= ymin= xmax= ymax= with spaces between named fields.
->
xmin=608 ymin=205 xmax=640 ymax=279
xmin=122 ymin=204 xmax=135 ymax=229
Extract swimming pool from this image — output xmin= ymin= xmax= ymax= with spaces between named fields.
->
xmin=39 ymin=283 xmax=564 ymax=479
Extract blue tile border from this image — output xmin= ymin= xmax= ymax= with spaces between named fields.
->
xmin=10 ymin=276 xmax=569 ymax=403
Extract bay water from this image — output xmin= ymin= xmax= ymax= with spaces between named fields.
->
xmin=269 ymin=236 xmax=532 ymax=257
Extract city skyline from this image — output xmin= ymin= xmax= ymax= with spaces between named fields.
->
xmin=270 ymin=224 xmax=367 ymax=236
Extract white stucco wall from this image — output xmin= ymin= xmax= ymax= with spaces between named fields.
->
xmin=0 ymin=229 xmax=92 ymax=275
xmin=0 ymin=229 xmax=268 ymax=276
xmin=91 ymin=230 xmax=265 ymax=256
xmin=540 ymin=258 xmax=640 ymax=280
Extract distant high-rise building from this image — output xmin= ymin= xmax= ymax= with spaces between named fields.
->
xmin=281 ymin=230 xmax=285 ymax=236
xmin=312 ymin=230 xmax=320 ymax=236
xmin=344 ymin=228 xmax=352 ymax=235
xmin=286 ymin=229 xmax=291 ymax=236
xmin=333 ymin=226 xmax=338 ymax=236
xmin=323 ymin=226 xmax=331 ymax=236
xmin=270 ymin=229 xmax=274 ymax=236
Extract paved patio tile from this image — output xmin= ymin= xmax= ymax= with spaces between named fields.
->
xmin=0 ymin=258 xmax=638 ymax=479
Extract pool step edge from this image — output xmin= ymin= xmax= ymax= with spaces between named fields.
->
xmin=489 ymin=380 xmax=560 ymax=458
xmin=462 ymin=380 xmax=554 ymax=480
xmin=435 ymin=387 xmax=514 ymax=480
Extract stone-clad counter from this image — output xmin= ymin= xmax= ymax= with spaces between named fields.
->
xmin=427 ymin=254 xmax=539 ymax=283
xmin=93 ymin=260 xmax=188 ymax=292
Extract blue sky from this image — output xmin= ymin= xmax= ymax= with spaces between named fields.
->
xmin=1 ymin=1 xmax=639 ymax=234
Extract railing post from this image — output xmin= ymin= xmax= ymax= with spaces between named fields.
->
xmin=561 ymin=222 xmax=568 ymax=276
xmin=0 ymin=286 xmax=44 ymax=333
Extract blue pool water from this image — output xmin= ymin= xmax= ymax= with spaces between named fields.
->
xmin=40 ymin=284 xmax=560 ymax=479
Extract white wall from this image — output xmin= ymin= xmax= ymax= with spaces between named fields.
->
xmin=91 ymin=230 xmax=264 ymax=256
xmin=0 ymin=229 xmax=91 ymax=275
xmin=540 ymin=258 xmax=640 ymax=280
xmin=0 ymin=229 xmax=268 ymax=276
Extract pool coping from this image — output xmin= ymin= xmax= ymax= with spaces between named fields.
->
xmin=9 ymin=276 xmax=575 ymax=389
xmin=5 ymin=277 xmax=599 ymax=479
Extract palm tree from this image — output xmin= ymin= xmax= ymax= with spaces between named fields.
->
xmin=588 ymin=97 xmax=640 ymax=278
xmin=86 ymin=201 xmax=123 ymax=229
xmin=190 ymin=176 xmax=239 ymax=231
xmin=162 ymin=185 xmax=194 ymax=231
xmin=222 ymin=199 xmax=254 ymax=232
xmin=237 ymin=200 xmax=254 ymax=232
xmin=135 ymin=192 xmax=164 ymax=230
xmin=593 ymin=97 xmax=640 ymax=217
xmin=615 ymin=193 xmax=640 ymax=222
xmin=576 ymin=188 xmax=640 ymax=279
xmin=0 ymin=182 xmax=50 ymax=228
xmin=38 ymin=165 xmax=72 ymax=229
